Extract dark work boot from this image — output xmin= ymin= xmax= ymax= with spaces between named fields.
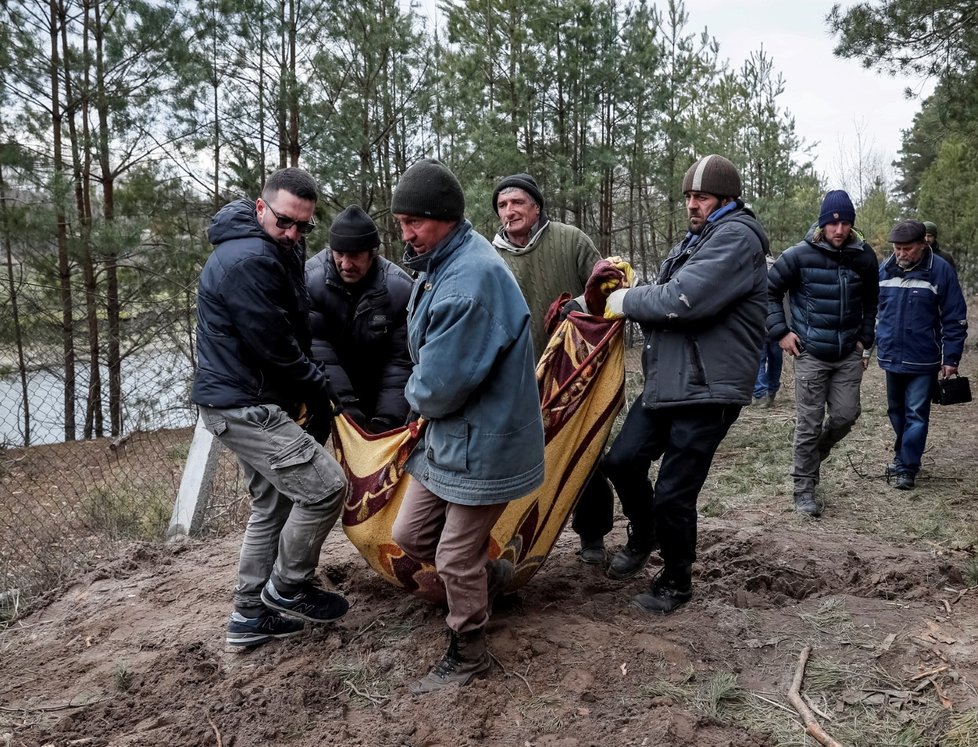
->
xmin=793 ymin=492 xmax=821 ymax=517
xmin=410 ymin=628 xmax=491 ymax=695
xmin=577 ymin=537 xmax=607 ymax=566
xmin=607 ymin=523 xmax=658 ymax=580
xmin=631 ymin=566 xmax=693 ymax=614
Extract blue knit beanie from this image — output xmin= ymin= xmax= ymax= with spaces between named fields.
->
xmin=818 ymin=190 xmax=856 ymax=228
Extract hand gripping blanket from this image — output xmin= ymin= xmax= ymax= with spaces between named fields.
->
xmin=331 ymin=313 xmax=624 ymax=602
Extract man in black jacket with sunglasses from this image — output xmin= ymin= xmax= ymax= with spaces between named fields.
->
xmin=192 ymin=167 xmax=349 ymax=651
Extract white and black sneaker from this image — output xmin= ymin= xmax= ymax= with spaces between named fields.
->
xmin=226 ymin=610 xmax=304 ymax=649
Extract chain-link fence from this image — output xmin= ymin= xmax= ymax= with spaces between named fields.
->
xmin=0 ymin=345 xmax=251 ymax=623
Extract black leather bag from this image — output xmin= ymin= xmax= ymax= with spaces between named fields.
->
xmin=933 ymin=375 xmax=972 ymax=405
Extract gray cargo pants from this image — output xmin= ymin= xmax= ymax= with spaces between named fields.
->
xmin=199 ymin=404 xmax=346 ymax=613
xmin=791 ymin=350 xmax=864 ymax=495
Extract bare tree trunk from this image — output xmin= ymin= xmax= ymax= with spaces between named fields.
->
xmin=50 ymin=0 xmax=77 ymax=441
xmin=287 ymin=0 xmax=300 ymax=166
xmin=0 ymin=163 xmax=31 ymax=446
xmin=93 ymin=0 xmax=122 ymax=437
xmin=61 ymin=0 xmax=103 ymax=439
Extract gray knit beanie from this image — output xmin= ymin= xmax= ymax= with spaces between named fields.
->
xmin=491 ymin=173 xmax=545 ymax=214
xmin=329 ymin=205 xmax=379 ymax=253
xmin=681 ymin=154 xmax=742 ymax=198
xmin=390 ymin=159 xmax=465 ymax=221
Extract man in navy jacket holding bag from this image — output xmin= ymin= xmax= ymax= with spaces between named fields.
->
xmin=876 ymin=220 xmax=968 ymax=490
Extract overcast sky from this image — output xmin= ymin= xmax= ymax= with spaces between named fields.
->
xmin=416 ymin=1 xmax=934 ymax=197
xmin=683 ymin=0 xmax=934 ymax=194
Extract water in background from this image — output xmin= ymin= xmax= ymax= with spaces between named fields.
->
xmin=0 ymin=349 xmax=197 ymax=447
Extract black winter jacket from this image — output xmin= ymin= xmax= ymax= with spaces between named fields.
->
xmin=622 ymin=202 xmax=769 ymax=407
xmin=306 ymin=251 xmax=413 ymax=427
xmin=191 ymin=199 xmax=333 ymax=415
xmin=767 ymin=225 xmax=879 ymax=362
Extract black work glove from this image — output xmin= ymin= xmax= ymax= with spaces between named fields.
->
xmin=367 ymin=416 xmax=399 ymax=434
xmin=339 ymin=400 xmax=368 ymax=429
xmin=404 ymin=409 xmax=421 ymax=425
xmin=303 ymin=403 xmax=333 ymax=444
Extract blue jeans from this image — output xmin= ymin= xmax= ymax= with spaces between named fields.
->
xmin=753 ymin=340 xmax=784 ymax=398
xmin=601 ymin=398 xmax=741 ymax=571
xmin=885 ymin=372 xmax=934 ymax=477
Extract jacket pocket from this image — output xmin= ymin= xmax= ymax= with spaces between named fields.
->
xmin=427 ymin=417 xmax=469 ymax=473
xmin=200 ymin=408 xmax=227 ymax=436
xmin=686 ymin=336 xmax=707 ymax=387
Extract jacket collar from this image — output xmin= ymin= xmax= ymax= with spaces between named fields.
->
xmin=492 ymin=211 xmax=551 ymax=254
xmin=402 ymin=220 xmax=471 ymax=274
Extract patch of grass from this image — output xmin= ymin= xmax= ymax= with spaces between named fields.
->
xmin=326 ymin=656 xmax=391 ymax=705
xmin=902 ymin=499 xmax=953 ymax=541
xmin=639 ymin=665 xmax=695 ymax=702
xmin=167 ymin=443 xmax=190 ymax=462
xmin=113 ymin=660 xmax=133 ymax=692
xmin=84 ymin=485 xmax=171 ymax=541
xmin=803 ymin=654 xmax=862 ymax=692
xmin=963 ymin=558 xmax=978 ymax=587
xmin=702 ymin=671 xmax=745 ymax=719
xmin=944 ymin=710 xmax=978 ymax=747
xmin=700 ymin=494 xmax=729 ymax=518
xmin=799 ymin=597 xmax=852 ymax=636
xmin=0 ymin=588 xmax=21 ymax=630
xmin=379 ymin=618 xmax=417 ymax=641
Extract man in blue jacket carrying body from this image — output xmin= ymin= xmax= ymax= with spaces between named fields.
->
xmin=389 ymin=159 xmax=545 ymax=694
xmin=877 ymin=220 xmax=968 ymax=490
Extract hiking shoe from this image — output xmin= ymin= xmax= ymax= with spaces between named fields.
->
xmin=410 ymin=629 xmax=490 ymax=695
xmin=631 ymin=568 xmax=693 ymax=614
xmin=894 ymin=473 xmax=915 ymax=490
xmin=765 ymin=394 xmax=777 ymax=407
xmin=261 ymin=579 xmax=349 ymax=624
xmin=226 ymin=610 xmax=304 ymax=649
xmin=577 ymin=537 xmax=607 ymax=566
xmin=607 ymin=523 xmax=657 ymax=580
xmin=794 ymin=492 xmax=821 ymax=517
xmin=885 ymin=462 xmax=904 ymax=480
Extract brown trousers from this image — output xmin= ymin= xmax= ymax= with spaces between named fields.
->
xmin=392 ymin=478 xmax=506 ymax=633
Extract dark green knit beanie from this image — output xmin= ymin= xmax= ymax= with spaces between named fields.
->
xmin=391 ymin=159 xmax=465 ymax=221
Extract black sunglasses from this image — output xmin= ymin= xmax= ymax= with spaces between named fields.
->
xmin=264 ymin=202 xmax=317 ymax=235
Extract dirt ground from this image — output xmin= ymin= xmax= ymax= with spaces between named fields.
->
xmin=2 ymin=337 xmax=978 ymax=746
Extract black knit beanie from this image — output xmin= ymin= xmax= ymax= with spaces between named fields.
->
xmin=390 ymin=159 xmax=465 ymax=221
xmin=491 ymin=173 xmax=545 ymax=214
xmin=922 ymin=221 xmax=938 ymax=237
xmin=329 ymin=205 xmax=379 ymax=253
xmin=818 ymin=190 xmax=856 ymax=228
xmin=681 ymin=154 xmax=742 ymax=198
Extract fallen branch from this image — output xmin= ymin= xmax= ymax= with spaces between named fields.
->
xmin=489 ymin=651 xmax=532 ymax=696
xmin=205 ymin=713 xmax=223 ymax=747
xmin=910 ymin=665 xmax=949 ymax=681
xmin=787 ymin=646 xmax=844 ymax=747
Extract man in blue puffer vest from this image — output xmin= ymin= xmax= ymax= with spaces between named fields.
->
xmin=768 ymin=190 xmax=879 ymax=517
xmin=877 ymin=220 xmax=968 ymax=490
